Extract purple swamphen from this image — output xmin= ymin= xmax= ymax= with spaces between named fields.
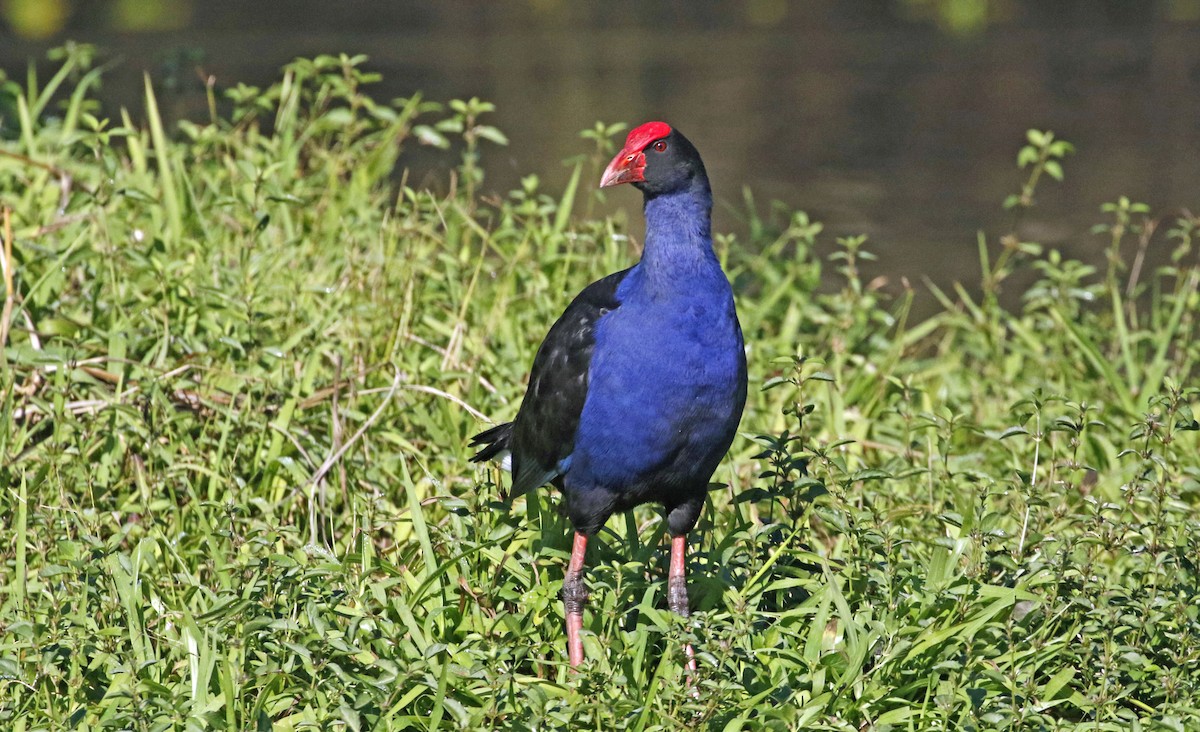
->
xmin=471 ymin=121 xmax=747 ymax=668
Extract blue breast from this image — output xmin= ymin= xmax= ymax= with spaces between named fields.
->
xmin=564 ymin=188 xmax=746 ymax=501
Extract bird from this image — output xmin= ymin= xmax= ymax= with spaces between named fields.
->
xmin=470 ymin=121 xmax=747 ymax=669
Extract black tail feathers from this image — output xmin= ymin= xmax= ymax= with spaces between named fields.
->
xmin=469 ymin=422 xmax=512 ymax=463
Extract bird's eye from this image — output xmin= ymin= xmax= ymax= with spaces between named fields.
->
xmin=652 ymin=140 xmax=668 ymax=152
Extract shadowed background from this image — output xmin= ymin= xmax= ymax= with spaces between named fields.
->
xmin=4 ymin=0 xmax=1199 ymax=298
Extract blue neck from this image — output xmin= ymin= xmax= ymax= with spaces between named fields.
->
xmin=636 ymin=179 xmax=719 ymax=295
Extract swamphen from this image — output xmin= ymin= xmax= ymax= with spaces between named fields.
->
xmin=471 ymin=121 xmax=747 ymax=668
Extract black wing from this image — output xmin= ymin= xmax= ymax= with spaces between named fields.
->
xmin=504 ymin=268 xmax=629 ymax=497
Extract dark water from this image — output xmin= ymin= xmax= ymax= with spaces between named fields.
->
xmin=4 ymin=1 xmax=1200 ymax=303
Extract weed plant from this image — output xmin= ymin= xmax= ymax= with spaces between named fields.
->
xmin=1 ymin=46 xmax=1198 ymax=730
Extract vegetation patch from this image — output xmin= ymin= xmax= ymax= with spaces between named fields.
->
xmin=1 ymin=46 xmax=1198 ymax=730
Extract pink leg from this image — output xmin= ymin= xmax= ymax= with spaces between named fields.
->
xmin=564 ymin=532 xmax=589 ymax=668
xmin=668 ymin=534 xmax=698 ymax=674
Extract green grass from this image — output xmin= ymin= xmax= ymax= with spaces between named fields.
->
xmin=2 ymin=46 xmax=1199 ymax=731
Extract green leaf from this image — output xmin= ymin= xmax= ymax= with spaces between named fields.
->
xmin=473 ymin=125 xmax=508 ymax=146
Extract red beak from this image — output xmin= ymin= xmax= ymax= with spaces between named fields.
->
xmin=600 ymin=148 xmax=646 ymax=188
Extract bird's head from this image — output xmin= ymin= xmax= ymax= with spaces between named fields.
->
xmin=600 ymin=121 xmax=707 ymax=196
